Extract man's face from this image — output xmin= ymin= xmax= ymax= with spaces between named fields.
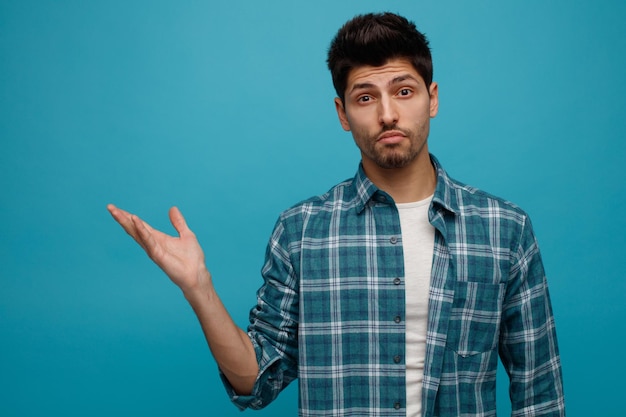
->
xmin=335 ymin=58 xmax=438 ymax=171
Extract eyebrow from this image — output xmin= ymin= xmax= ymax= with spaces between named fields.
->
xmin=349 ymin=74 xmax=421 ymax=95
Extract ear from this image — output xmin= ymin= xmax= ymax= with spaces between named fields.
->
xmin=429 ymin=82 xmax=439 ymax=118
xmin=334 ymin=97 xmax=351 ymax=131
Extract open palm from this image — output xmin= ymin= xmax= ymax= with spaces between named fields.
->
xmin=107 ymin=204 xmax=210 ymax=293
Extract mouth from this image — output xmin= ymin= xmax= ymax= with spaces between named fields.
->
xmin=377 ymin=130 xmax=406 ymax=145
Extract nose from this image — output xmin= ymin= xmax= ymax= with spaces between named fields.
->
xmin=378 ymin=96 xmax=398 ymax=126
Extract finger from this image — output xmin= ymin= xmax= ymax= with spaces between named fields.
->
xmin=169 ymin=206 xmax=192 ymax=237
xmin=107 ymin=204 xmax=140 ymax=240
xmin=107 ymin=204 xmax=133 ymax=225
xmin=131 ymin=214 xmax=157 ymax=254
xmin=108 ymin=205 xmax=159 ymax=251
xmin=134 ymin=215 xmax=158 ymax=234
xmin=107 ymin=203 xmax=124 ymax=220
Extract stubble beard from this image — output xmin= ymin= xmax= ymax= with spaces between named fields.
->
xmin=357 ymin=124 xmax=428 ymax=169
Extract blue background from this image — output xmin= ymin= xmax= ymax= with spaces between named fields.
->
xmin=1 ymin=1 xmax=625 ymax=415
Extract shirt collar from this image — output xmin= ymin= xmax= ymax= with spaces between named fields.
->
xmin=353 ymin=163 xmax=382 ymax=214
xmin=430 ymin=154 xmax=460 ymax=215
xmin=351 ymin=154 xmax=459 ymax=215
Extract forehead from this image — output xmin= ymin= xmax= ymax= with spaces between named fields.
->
xmin=346 ymin=58 xmax=424 ymax=90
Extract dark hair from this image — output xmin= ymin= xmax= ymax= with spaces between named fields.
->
xmin=327 ymin=12 xmax=433 ymax=101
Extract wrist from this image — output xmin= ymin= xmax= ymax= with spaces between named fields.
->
xmin=181 ymin=266 xmax=215 ymax=303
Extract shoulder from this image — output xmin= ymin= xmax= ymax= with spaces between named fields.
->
xmin=267 ymin=176 xmax=357 ymax=241
xmin=434 ymin=168 xmax=537 ymax=252
xmin=279 ymin=176 xmax=357 ymax=221
xmin=457 ymin=177 xmax=525 ymax=216
xmin=435 ymin=163 xmax=530 ymax=226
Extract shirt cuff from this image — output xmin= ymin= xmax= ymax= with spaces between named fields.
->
xmin=219 ymin=370 xmax=266 ymax=410
xmin=218 ymin=333 xmax=285 ymax=410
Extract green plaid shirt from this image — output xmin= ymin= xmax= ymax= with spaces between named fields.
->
xmin=224 ymin=155 xmax=565 ymax=416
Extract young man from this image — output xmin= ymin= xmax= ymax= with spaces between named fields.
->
xmin=108 ymin=12 xmax=565 ymax=417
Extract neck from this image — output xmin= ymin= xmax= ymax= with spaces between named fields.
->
xmin=362 ymin=152 xmax=436 ymax=204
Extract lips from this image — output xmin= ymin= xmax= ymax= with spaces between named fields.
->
xmin=377 ymin=130 xmax=406 ymax=145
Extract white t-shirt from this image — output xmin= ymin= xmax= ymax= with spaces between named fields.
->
xmin=396 ymin=196 xmax=435 ymax=417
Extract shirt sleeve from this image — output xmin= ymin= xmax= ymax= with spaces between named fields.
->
xmin=499 ymin=215 xmax=565 ymax=416
xmin=221 ymin=217 xmax=299 ymax=410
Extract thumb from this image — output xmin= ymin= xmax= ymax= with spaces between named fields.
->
xmin=169 ymin=206 xmax=191 ymax=236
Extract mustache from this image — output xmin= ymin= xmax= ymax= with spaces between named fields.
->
xmin=379 ymin=124 xmax=410 ymax=136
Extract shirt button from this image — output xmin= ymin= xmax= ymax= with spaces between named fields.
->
xmin=390 ymin=236 xmax=398 ymax=244
xmin=394 ymin=355 xmax=401 ymax=363
xmin=393 ymin=277 xmax=401 ymax=285
xmin=394 ymin=316 xmax=401 ymax=323
xmin=394 ymin=402 xmax=401 ymax=410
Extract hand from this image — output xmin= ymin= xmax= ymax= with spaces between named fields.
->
xmin=106 ymin=204 xmax=211 ymax=294
xmin=107 ymin=204 xmax=259 ymax=393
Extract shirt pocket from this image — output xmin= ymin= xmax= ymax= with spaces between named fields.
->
xmin=446 ymin=281 xmax=505 ymax=357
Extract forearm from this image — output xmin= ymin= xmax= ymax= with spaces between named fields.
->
xmin=182 ymin=272 xmax=259 ymax=395
xmin=106 ymin=205 xmax=260 ymax=394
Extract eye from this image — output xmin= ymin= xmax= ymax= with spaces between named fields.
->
xmin=398 ymin=88 xmax=412 ymax=97
xmin=357 ymin=95 xmax=372 ymax=103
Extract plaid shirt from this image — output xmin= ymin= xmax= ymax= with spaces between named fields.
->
xmin=224 ymin=155 xmax=565 ymax=416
